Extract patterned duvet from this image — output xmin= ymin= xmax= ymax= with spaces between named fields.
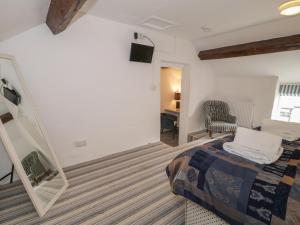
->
xmin=166 ymin=136 xmax=300 ymax=225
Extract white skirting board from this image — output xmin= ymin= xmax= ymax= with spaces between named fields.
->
xmin=185 ymin=200 xmax=229 ymax=225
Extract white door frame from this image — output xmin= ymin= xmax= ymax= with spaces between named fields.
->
xmin=160 ymin=60 xmax=191 ymax=145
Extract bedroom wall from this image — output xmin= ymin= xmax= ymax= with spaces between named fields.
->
xmin=204 ymin=49 xmax=300 ymax=127
xmin=205 ymin=51 xmax=300 ymax=83
xmin=0 ymin=14 xmax=215 ymax=167
xmin=213 ymin=75 xmax=278 ymax=127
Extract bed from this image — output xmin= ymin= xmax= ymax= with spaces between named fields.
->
xmin=166 ymin=135 xmax=300 ymax=225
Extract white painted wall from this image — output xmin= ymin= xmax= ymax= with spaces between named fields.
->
xmin=160 ymin=68 xmax=182 ymax=112
xmin=205 ymin=50 xmax=300 ymax=82
xmin=0 ymin=15 xmax=215 ymax=167
xmin=203 ymin=50 xmax=300 ymax=128
xmin=213 ymin=75 xmax=278 ymax=127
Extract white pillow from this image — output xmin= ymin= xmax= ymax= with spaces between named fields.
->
xmin=261 ymin=119 xmax=300 ymax=141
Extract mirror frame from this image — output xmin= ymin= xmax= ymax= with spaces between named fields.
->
xmin=0 ymin=53 xmax=68 ymax=217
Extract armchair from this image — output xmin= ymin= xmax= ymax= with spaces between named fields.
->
xmin=22 ymin=151 xmax=50 ymax=186
xmin=203 ymin=100 xmax=237 ymax=137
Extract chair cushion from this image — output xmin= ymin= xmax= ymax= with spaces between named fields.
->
xmin=208 ymin=121 xmax=237 ymax=133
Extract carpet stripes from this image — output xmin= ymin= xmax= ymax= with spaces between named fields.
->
xmin=0 ymin=140 xmax=206 ymax=225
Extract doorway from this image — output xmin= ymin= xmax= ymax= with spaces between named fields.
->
xmin=160 ymin=67 xmax=183 ymax=146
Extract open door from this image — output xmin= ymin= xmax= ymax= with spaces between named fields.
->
xmin=160 ymin=67 xmax=182 ymax=147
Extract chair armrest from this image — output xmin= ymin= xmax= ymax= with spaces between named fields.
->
xmin=227 ymin=115 xmax=237 ymax=123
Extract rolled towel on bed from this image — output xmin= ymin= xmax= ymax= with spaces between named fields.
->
xmin=223 ymin=142 xmax=283 ymax=164
xmin=223 ymin=127 xmax=283 ymax=164
xmin=234 ymin=127 xmax=282 ymax=155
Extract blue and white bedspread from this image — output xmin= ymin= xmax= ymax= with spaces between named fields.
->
xmin=166 ymin=136 xmax=300 ymax=225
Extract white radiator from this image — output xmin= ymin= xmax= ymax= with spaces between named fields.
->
xmin=228 ymin=101 xmax=254 ymax=128
xmin=210 ymin=97 xmax=255 ymax=128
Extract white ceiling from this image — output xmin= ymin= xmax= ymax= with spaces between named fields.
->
xmin=81 ymin=0 xmax=300 ymax=50
xmin=193 ymin=15 xmax=300 ymax=50
xmin=0 ymin=0 xmax=50 ymax=41
xmin=0 ymin=0 xmax=299 ymax=51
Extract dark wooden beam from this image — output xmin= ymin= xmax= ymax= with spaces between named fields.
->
xmin=198 ymin=34 xmax=300 ymax=60
xmin=46 ymin=0 xmax=87 ymax=35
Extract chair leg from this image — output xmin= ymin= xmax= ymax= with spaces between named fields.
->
xmin=209 ymin=130 xmax=212 ymax=138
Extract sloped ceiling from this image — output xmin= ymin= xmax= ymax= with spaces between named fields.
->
xmin=193 ymin=16 xmax=300 ymax=51
xmin=0 ymin=0 xmax=299 ymax=82
xmin=81 ymin=0 xmax=283 ymax=39
xmin=80 ymin=0 xmax=300 ymax=50
xmin=1 ymin=0 xmax=300 ymax=49
xmin=0 ymin=0 xmax=50 ymax=41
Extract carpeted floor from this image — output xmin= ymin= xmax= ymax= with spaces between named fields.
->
xmin=0 ymin=140 xmax=209 ymax=225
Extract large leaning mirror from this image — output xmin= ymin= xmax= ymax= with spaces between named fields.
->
xmin=0 ymin=54 xmax=68 ymax=217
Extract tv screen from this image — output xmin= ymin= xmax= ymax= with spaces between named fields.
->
xmin=3 ymin=87 xmax=21 ymax=105
xmin=129 ymin=43 xmax=154 ymax=63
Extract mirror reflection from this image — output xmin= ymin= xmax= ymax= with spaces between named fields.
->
xmin=0 ymin=56 xmax=67 ymax=215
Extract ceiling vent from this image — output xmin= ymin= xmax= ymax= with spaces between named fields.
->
xmin=142 ymin=16 xmax=176 ymax=30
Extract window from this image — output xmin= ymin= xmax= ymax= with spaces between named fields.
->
xmin=274 ymin=84 xmax=300 ymax=123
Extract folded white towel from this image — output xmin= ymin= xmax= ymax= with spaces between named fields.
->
xmin=235 ymin=127 xmax=282 ymax=155
xmin=223 ymin=127 xmax=283 ymax=164
xmin=223 ymin=142 xmax=283 ymax=164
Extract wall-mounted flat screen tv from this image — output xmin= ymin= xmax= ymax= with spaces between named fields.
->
xmin=3 ymin=87 xmax=21 ymax=105
xmin=129 ymin=43 xmax=154 ymax=63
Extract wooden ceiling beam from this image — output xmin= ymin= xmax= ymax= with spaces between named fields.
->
xmin=198 ymin=34 xmax=300 ymax=60
xmin=46 ymin=0 xmax=87 ymax=35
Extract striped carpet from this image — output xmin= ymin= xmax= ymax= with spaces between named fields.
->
xmin=0 ymin=140 xmax=207 ymax=225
